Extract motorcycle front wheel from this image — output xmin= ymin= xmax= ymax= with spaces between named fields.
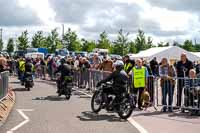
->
xmin=118 ymin=98 xmax=133 ymax=119
xmin=91 ymin=91 xmax=103 ymax=113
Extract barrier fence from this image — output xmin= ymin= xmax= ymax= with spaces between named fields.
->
xmin=73 ymin=69 xmax=200 ymax=113
xmin=0 ymin=71 xmax=9 ymax=101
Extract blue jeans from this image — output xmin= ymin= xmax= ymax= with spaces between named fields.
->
xmin=162 ymin=81 xmax=174 ymax=109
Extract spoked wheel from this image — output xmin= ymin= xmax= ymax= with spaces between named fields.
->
xmin=91 ymin=91 xmax=103 ymax=113
xmin=118 ymin=98 xmax=134 ymax=119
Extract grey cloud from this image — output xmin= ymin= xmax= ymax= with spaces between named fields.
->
xmin=49 ymin=0 xmax=190 ymax=38
xmin=0 ymin=0 xmax=42 ymax=26
xmin=147 ymin=0 xmax=200 ymax=12
xmin=49 ymin=0 xmax=118 ymax=24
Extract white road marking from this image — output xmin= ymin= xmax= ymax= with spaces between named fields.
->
xmin=74 ymin=89 xmax=149 ymax=133
xmin=127 ymin=117 xmax=148 ymax=133
xmin=7 ymin=109 xmax=34 ymax=133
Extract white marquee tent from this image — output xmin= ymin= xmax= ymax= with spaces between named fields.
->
xmin=190 ymin=52 xmax=200 ymax=58
xmin=130 ymin=46 xmax=200 ymax=62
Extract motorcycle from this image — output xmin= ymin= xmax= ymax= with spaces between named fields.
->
xmin=91 ymin=83 xmax=135 ymax=119
xmin=57 ymin=74 xmax=73 ymax=100
xmin=24 ymin=72 xmax=34 ymax=91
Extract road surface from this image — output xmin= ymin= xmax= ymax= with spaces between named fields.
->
xmin=0 ymin=78 xmax=139 ymax=133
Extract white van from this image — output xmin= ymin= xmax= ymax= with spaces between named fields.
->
xmin=25 ymin=52 xmax=44 ymax=59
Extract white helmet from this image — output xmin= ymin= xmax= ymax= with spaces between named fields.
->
xmin=113 ymin=60 xmax=124 ymax=67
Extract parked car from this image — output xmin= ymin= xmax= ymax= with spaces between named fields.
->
xmin=110 ymin=54 xmax=122 ymax=60
xmin=74 ymin=51 xmax=88 ymax=57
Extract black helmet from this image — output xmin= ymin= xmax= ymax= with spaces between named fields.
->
xmin=60 ymin=58 xmax=66 ymax=64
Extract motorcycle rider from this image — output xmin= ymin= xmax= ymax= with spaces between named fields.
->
xmin=54 ymin=58 xmax=73 ymax=96
xmin=22 ymin=58 xmax=34 ymax=86
xmin=97 ymin=60 xmax=129 ymax=108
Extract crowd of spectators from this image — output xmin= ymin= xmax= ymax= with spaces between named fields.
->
xmin=1 ymin=52 xmax=200 ymax=112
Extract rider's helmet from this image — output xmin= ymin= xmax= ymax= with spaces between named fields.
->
xmin=113 ymin=60 xmax=124 ymax=70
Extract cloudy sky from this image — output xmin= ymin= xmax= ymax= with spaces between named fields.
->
xmin=1 ymin=0 xmax=200 ymax=46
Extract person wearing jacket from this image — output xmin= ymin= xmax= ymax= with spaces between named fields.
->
xmin=54 ymin=58 xmax=73 ymax=95
xmin=159 ymin=58 xmax=176 ymax=112
xmin=129 ymin=59 xmax=149 ymax=110
xmin=176 ymin=53 xmax=193 ymax=107
xmin=97 ymin=60 xmax=129 ymax=107
xmin=124 ymin=55 xmax=133 ymax=74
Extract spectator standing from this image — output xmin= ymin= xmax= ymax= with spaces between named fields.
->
xmin=159 ymin=58 xmax=176 ymax=112
xmin=176 ymin=53 xmax=193 ymax=107
xmin=40 ymin=58 xmax=47 ymax=80
xmin=90 ymin=53 xmax=101 ymax=70
xmin=129 ymin=59 xmax=149 ymax=110
xmin=99 ymin=56 xmax=113 ymax=72
xmin=150 ymin=57 xmax=159 ymax=76
xmin=124 ymin=55 xmax=133 ymax=74
xmin=79 ymin=57 xmax=90 ymax=88
xmin=143 ymin=60 xmax=154 ymax=102
xmin=0 ymin=55 xmax=7 ymax=72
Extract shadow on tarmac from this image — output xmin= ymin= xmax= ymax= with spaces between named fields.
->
xmin=33 ymin=95 xmax=68 ymax=101
xmin=77 ymin=111 xmax=126 ymax=122
xmin=12 ymin=87 xmax=28 ymax=92
xmin=34 ymin=80 xmax=57 ymax=86
xmin=132 ymin=110 xmax=200 ymax=124
xmin=9 ymin=81 xmax=21 ymax=84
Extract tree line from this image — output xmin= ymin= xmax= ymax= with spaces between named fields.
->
xmin=1 ymin=28 xmax=200 ymax=55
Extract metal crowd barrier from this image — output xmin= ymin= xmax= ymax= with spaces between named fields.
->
xmin=73 ymin=69 xmax=200 ymax=113
xmin=0 ymin=71 xmax=9 ymax=101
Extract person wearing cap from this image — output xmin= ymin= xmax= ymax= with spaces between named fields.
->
xmin=97 ymin=60 xmax=129 ymax=107
xmin=129 ymin=59 xmax=149 ymax=110
xmin=124 ymin=55 xmax=133 ymax=74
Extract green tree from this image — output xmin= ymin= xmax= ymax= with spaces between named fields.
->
xmin=97 ymin=31 xmax=111 ymax=49
xmin=46 ymin=29 xmax=61 ymax=53
xmin=146 ymin=36 xmax=154 ymax=49
xmin=0 ymin=39 xmax=3 ymax=51
xmin=17 ymin=30 xmax=29 ymax=50
xmin=63 ymin=28 xmax=81 ymax=51
xmin=81 ymin=39 xmax=96 ymax=52
xmin=158 ymin=42 xmax=165 ymax=47
xmin=135 ymin=29 xmax=146 ymax=53
xmin=181 ymin=40 xmax=195 ymax=51
xmin=128 ymin=41 xmax=137 ymax=54
xmin=7 ymin=38 xmax=14 ymax=54
xmin=31 ymin=31 xmax=46 ymax=48
xmin=112 ymin=29 xmax=129 ymax=55
xmin=194 ymin=44 xmax=200 ymax=52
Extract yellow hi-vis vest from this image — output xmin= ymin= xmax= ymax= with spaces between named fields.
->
xmin=19 ymin=61 xmax=25 ymax=72
xmin=124 ymin=63 xmax=131 ymax=72
xmin=133 ymin=66 xmax=146 ymax=88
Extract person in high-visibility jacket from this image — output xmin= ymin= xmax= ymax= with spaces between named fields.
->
xmin=129 ymin=59 xmax=149 ymax=110
xmin=18 ymin=58 xmax=25 ymax=81
xmin=124 ymin=55 xmax=134 ymax=74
